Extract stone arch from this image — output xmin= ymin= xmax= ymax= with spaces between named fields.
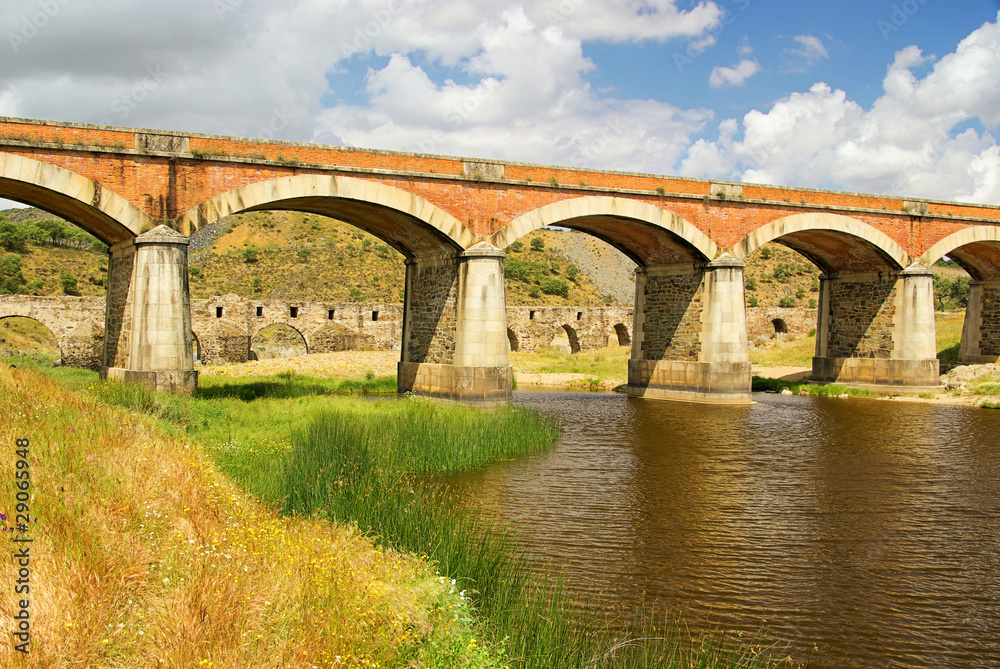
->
xmin=177 ymin=174 xmax=475 ymax=259
xmin=490 ymin=196 xmax=718 ymax=266
xmin=250 ymin=323 xmax=309 ymax=360
xmin=549 ymin=324 xmax=581 ymax=354
xmin=772 ymin=318 xmax=788 ymax=334
xmin=613 ymin=322 xmax=631 ymax=346
xmin=507 ymin=327 xmax=520 ymax=352
xmin=920 ymin=226 xmax=1000 ymax=280
xmin=0 ymin=153 xmax=152 ymax=244
xmin=0 ymin=315 xmax=59 ymax=354
xmin=733 ymin=213 xmax=909 ymax=273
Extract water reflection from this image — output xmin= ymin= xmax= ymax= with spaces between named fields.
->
xmin=444 ymin=392 xmax=1000 ymax=668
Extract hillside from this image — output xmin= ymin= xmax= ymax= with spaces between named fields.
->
xmin=1 ymin=207 xmax=971 ymax=312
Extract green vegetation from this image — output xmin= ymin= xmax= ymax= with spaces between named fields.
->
xmin=16 ymin=357 xmax=794 ymax=668
xmin=530 ymin=236 xmax=545 ymax=251
xmin=751 ymin=376 xmax=879 ymax=397
xmin=59 ymin=271 xmax=78 ymax=294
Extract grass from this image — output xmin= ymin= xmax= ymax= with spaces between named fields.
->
xmin=935 ymin=312 xmax=965 ymax=365
xmin=751 ymin=376 xmax=879 ymax=398
xmin=512 ymin=344 xmax=630 ymax=380
xmin=12 ymin=359 xmax=800 ymax=668
xmin=0 ymin=366 xmax=495 ymax=668
xmin=749 ymin=333 xmax=816 ymax=368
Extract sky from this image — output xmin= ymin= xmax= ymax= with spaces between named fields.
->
xmin=2 ymin=0 xmax=1000 ymax=211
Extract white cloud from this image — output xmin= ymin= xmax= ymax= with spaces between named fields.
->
xmin=708 ymin=59 xmax=761 ymax=88
xmin=681 ymin=12 xmax=1000 ymax=204
xmin=792 ymin=35 xmax=828 ymax=62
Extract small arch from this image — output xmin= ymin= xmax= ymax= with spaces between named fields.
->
xmin=250 ymin=323 xmax=308 ymax=360
xmin=0 ymin=315 xmax=59 ymax=356
xmin=772 ymin=318 xmax=788 ymax=334
xmin=507 ymin=327 xmax=520 ymax=352
xmin=548 ymin=324 xmax=581 ymax=354
xmin=733 ymin=213 xmax=910 ymax=273
xmin=491 ymin=196 xmax=718 ymax=266
xmin=613 ymin=323 xmax=631 ymax=346
xmin=0 ymin=153 xmax=152 ymax=244
xmin=920 ymin=226 xmax=1000 ymax=280
xmin=191 ymin=331 xmax=202 ymax=364
xmin=177 ymin=174 xmax=474 ymax=259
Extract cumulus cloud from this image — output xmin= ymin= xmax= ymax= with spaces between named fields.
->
xmin=681 ymin=12 xmax=1000 ymax=204
xmin=708 ymin=59 xmax=761 ymax=88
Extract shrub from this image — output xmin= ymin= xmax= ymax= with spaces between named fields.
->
xmin=349 ymin=288 xmax=363 ymax=302
xmin=59 ymin=272 xmax=78 ymax=295
xmin=506 ymin=241 xmax=524 ymax=253
xmin=188 ymin=266 xmax=204 ymax=279
xmin=760 ymin=247 xmax=772 ymax=260
xmin=809 ymin=298 xmax=818 ymax=308
xmin=530 ymin=236 xmax=545 ymax=251
xmin=747 ymin=296 xmax=758 ymax=308
xmin=779 ymin=296 xmax=796 ymax=308
xmin=25 ymin=278 xmax=44 ymax=293
xmin=297 ymin=248 xmax=312 ymax=262
xmin=566 ymin=265 xmax=578 ymax=282
xmin=539 ymin=277 xmax=569 ymax=298
xmin=745 ymin=277 xmax=757 ymax=291
xmin=528 ymin=286 xmax=540 ymax=299
xmin=796 ymin=287 xmax=806 ymax=299
xmin=242 ymin=246 xmax=258 ymax=263
xmin=504 ymin=257 xmax=531 ymax=283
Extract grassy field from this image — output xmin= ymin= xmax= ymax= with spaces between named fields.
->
xmin=6 ymin=359 xmax=803 ymax=668
xmin=512 ymin=344 xmax=631 ymax=379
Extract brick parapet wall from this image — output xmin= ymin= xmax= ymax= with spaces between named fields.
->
xmin=4 ymin=117 xmax=1000 ymax=256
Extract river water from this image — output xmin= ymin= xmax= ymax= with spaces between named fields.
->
xmin=444 ymin=391 xmax=1000 ymax=668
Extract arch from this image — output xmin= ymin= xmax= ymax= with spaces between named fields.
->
xmin=772 ymin=318 xmax=788 ymax=335
xmin=191 ymin=330 xmax=201 ymax=364
xmin=733 ymin=213 xmax=910 ymax=274
xmin=920 ymin=227 xmax=1000 ymax=281
xmin=548 ymin=324 xmax=581 ymax=354
xmin=506 ymin=327 xmax=520 ymax=352
xmin=0 ymin=153 xmax=152 ymax=244
xmin=0 ymin=315 xmax=59 ymax=354
xmin=250 ymin=323 xmax=309 ymax=360
xmin=177 ymin=174 xmax=475 ymax=259
xmin=490 ymin=196 xmax=718 ymax=266
xmin=613 ymin=322 xmax=631 ymax=346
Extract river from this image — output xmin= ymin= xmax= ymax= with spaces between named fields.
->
xmin=444 ymin=391 xmax=1000 ymax=668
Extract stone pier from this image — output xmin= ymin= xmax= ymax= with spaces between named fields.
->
xmin=812 ymin=264 xmax=939 ymax=389
xmin=628 ymin=255 xmax=751 ymax=403
xmin=101 ymin=226 xmax=198 ymax=393
xmin=398 ymin=243 xmax=512 ymax=403
xmin=959 ymin=279 xmax=1000 ymax=363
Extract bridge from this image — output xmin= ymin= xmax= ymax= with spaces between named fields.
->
xmin=2 ymin=116 xmax=999 ymax=403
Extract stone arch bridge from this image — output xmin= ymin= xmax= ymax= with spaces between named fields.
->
xmin=3 ymin=116 xmax=1000 ymax=403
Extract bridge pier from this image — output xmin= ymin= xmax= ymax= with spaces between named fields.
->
xmin=101 ymin=226 xmax=198 ymax=393
xmin=398 ymin=242 xmax=512 ymax=403
xmin=628 ymin=255 xmax=751 ymax=404
xmin=812 ymin=264 xmax=939 ymax=389
xmin=959 ymin=279 xmax=1000 ymax=363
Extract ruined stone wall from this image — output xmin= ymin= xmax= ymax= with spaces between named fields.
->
xmin=639 ymin=272 xmax=704 ymax=361
xmin=746 ymin=307 xmax=817 ymax=338
xmin=506 ymin=306 xmax=633 ymax=352
xmin=826 ymin=276 xmax=898 ymax=358
xmin=405 ymin=263 xmax=458 ymax=365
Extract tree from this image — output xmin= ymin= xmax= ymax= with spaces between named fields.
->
xmin=539 ymin=277 xmax=569 ymax=298
xmin=59 ymin=272 xmax=78 ymax=295
xmin=760 ymin=246 xmax=772 ymax=260
xmin=779 ymin=296 xmax=796 ymax=308
xmin=0 ymin=220 xmax=27 ymax=253
xmin=506 ymin=241 xmax=524 ymax=253
xmin=745 ymin=276 xmax=757 ymax=291
xmin=949 ymin=276 xmax=970 ymax=308
xmin=242 ymin=246 xmax=258 ymax=263
xmin=530 ymin=236 xmax=545 ymax=251
xmin=566 ymin=265 xmax=579 ymax=282
xmin=0 ymin=253 xmax=25 ymax=294
xmin=747 ymin=296 xmax=758 ymax=308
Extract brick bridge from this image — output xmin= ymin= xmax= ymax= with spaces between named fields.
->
xmin=3 ymin=116 xmax=1000 ymax=403
xmin=0 ymin=294 xmax=634 ymax=368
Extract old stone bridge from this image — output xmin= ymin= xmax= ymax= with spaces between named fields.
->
xmin=3 ymin=116 xmax=1000 ymax=403
xmin=0 ymin=294 xmax=633 ymax=367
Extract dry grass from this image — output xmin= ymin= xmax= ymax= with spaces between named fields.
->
xmin=0 ymin=367 xmax=494 ymax=668
xmin=511 ymin=344 xmax=630 ymax=381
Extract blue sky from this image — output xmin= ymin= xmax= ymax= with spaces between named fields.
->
xmin=2 ymin=0 xmax=1000 ymax=206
